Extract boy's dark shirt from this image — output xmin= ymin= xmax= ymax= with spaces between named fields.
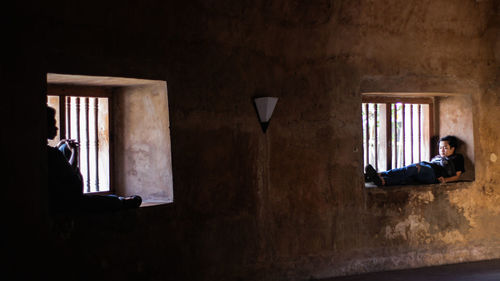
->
xmin=428 ymin=153 xmax=465 ymax=178
xmin=47 ymin=146 xmax=83 ymax=212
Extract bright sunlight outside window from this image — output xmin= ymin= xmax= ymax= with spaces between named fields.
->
xmin=362 ymin=96 xmax=433 ymax=171
xmin=48 ymin=95 xmax=111 ymax=193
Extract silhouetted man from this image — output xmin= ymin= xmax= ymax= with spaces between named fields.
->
xmin=47 ymin=105 xmax=141 ymax=214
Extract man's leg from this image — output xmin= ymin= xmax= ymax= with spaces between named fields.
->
xmin=416 ymin=163 xmax=437 ymax=184
xmin=79 ymin=194 xmax=142 ymax=212
xmin=80 ymin=194 xmax=123 ymax=212
xmin=381 ymin=164 xmax=419 ymax=186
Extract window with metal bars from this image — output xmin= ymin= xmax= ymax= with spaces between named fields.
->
xmin=47 ymin=94 xmax=111 ymax=194
xmin=362 ymin=96 xmax=434 ymax=171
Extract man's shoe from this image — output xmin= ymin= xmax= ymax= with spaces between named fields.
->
xmin=365 ymin=165 xmax=382 ymax=186
xmin=364 ymin=173 xmax=372 ymax=182
xmin=121 ymin=195 xmax=142 ymax=209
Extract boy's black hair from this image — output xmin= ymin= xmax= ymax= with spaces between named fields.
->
xmin=439 ymin=135 xmax=459 ymax=149
xmin=47 ymin=105 xmax=56 ymax=121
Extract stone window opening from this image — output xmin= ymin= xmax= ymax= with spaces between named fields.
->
xmin=362 ymin=92 xmax=476 ymax=188
xmin=47 ymin=73 xmax=174 ymax=205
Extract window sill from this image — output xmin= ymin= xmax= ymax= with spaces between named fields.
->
xmin=364 ymin=180 xmax=474 ymax=192
xmin=140 ymin=200 xmax=173 ymax=208
xmin=49 ymin=200 xmax=174 ymax=220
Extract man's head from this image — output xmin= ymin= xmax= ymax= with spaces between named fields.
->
xmin=47 ymin=105 xmax=58 ymax=140
xmin=439 ymin=135 xmax=459 ymax=157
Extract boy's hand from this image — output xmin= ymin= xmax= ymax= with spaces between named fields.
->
xmin=57 ymin=139 xmax=81 ymax=170
xmin=57 ymin=139 xmax=80 ymax=150
xmin=438 ymin=177 xmax=446 ymax=184
xmin=65 ymin=139 xmax=80 ymax=149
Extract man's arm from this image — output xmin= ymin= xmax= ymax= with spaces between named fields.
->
xmin=438 ymin=171 xmax=462 ymax=184
xmin=57 ymin=139 xmax=80 ymax=171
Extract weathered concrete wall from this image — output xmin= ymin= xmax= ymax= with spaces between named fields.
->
xmin=113 ymin=83 xmax=173 ymax=202
xmin=7 ymin=0 xmax=499 ymax=280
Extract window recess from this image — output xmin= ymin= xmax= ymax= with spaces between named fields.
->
xmin=47 ymin=73 xmax=174 ymax=204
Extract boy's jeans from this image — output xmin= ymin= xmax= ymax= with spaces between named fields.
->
xmin=381 ymin=162 xmax=437 ymax=186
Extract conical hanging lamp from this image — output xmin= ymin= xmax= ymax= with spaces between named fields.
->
xmin=254 ymin=97 xmax=278 ymax=133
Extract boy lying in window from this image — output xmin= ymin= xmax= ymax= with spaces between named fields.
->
xmin=365 ymin=135 xmax=465 ymax=186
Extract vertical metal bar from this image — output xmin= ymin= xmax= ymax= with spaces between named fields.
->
xmin=418 ymin=104 xmax=422 ymax=162
xmin=365 ymin=103 xmax=369 ymax=166
xmin=66 ymin=97 xmax=71 ymax=139
xmin=374 ymin=104 xmax=378 ymax=170
xmin=58 ymin=96 xmax=66 ymax=140
xmin=361 ymin=103 xmax=368 ymax=165
xmin=75 ymin=97 xmax=81 ymax=176
xmin=429 ymin=101 xmax=435 ymax=157
xmin=108 ymin=96 xmax=114 ymax=194
xmin=85 ymin=97 xmax=91 ymax=193
xmin=402 ymin=104 xmax=406 ymax=166
xmin=94 ymin=98 xmax=100 ymax=192
xmin=386 ymin=103 xmax=392 ymax=171
xmin=393 ymin=103 xmax=398 ymax=169
xmin=410 ymin=104 xmax=414 ymax=164
xmin=76 ymin=97 xmax=81 ymax=142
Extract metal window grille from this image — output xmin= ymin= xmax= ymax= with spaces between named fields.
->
xmin=48 ymin=95 xmax=111 ymax=193
xmin=362 ymin=98 xmax=433 ymax=171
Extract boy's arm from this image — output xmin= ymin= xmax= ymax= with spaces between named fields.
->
xmin=57 ymin=139 xmax=80 ymax=171
xmin=438 ymin=171 xmax=462 ymax=184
